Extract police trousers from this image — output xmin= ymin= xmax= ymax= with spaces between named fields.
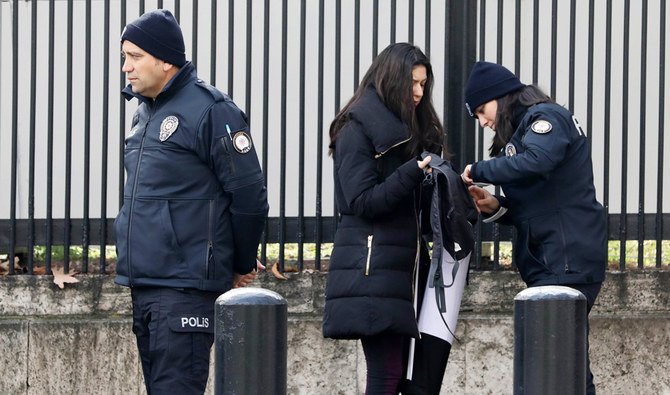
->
xmin=131 ymin=287 xmax=220 ymax=395
xmin=565 ymin=282 xmax=603 ymax=395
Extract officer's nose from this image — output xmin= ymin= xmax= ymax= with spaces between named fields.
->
xmin=477 ymin=115 xmax=486 ymax=128
xmin=122 ymin=59 xmax=132 ymax=73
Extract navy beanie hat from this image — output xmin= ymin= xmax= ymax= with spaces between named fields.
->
xmin=121 ymin=9 xmax=186 ymax=67
xmin=464 ymin=61 xmax=525 ymax=117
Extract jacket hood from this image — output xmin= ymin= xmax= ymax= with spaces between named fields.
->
xmin=347 ymin=85 xmax=411 ymax=155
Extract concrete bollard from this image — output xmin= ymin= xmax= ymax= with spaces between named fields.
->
xmin=215 ymin=288 xmax=288 ymax=395
xmin=513 ymin=286 xmax=587 ymax=395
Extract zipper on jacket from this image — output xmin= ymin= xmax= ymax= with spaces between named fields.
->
xmin=412 ymin=193 xmax=421 ymax=290
xmin=364 ymin=235 xmax=374 ymax=276
xmin=205 ymin=200 xmax=215 ymax=279
xmin=374 ymin=137 xmax=411 ymax=159
xmin=410 ymin=191 xmax=422 ymax=339
xmin=220 ymin=137 xmax=237 ymax=175
xmin=558 ymin=212 xmax=571 ymax=273
xmin=126 ymin=110 xmax=153 ymax=284
xmin=550 ymin=183 xmax=571 ymax=274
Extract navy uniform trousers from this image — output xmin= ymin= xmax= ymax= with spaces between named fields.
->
xmin=564 ymin=282 xmax=602 ymax=395
xmin=131 ymin=287 xmax=220 ymax=395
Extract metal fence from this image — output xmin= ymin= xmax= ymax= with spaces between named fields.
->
xmin=0 ymin=0 xmax=668 ymax=274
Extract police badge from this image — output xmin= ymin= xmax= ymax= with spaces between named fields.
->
xmin=159 ymin=116 xmax=179 ymax=142
xmin=505 ymin=143 xmax=517 ymax=157
xmin=232 ymin=131 xmax=252 ymax=154
xmin=531 ymin=120 xmax=552 ymax=134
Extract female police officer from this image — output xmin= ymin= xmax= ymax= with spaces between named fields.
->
xmin=460 ymin=61 xmax=606 ymax=395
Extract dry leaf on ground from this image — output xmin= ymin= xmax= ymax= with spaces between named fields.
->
xmin=0 ymin=257 xmax=20 ymax=275
xmin=52 ymin=266 xmax=80 ymax=289
xmin=271 ymin=262 xmax=288 ymax=280
xmin=32 ymin=266 xmax=47 ymax=275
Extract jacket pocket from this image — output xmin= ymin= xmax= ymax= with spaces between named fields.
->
xmin=130 ymin=199 xmax=186 ymax=278
xmin=219 ymin=136 xmax=237 ymax=176
xmin=523 ymin=212 xmax=569 ymax=277
xmin=113 ymin=204 xmax=129 ymax=275
xmin=205 ymin=200 xmax=215 ymax=279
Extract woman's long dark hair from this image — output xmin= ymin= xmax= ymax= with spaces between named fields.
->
xmin=329 ymin=43 xmax=444 ymax=157
xmin=490 ymin=84 xmax=553 ymax=156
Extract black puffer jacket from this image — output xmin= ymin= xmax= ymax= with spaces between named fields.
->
xmin=323 ymin=86 xmax=434 ymax=339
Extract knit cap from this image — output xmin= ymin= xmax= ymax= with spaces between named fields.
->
xmin=464 ymin=61 xmax=525 ymax=117
xmin=121 ymin=9 xmax=186 ymax=67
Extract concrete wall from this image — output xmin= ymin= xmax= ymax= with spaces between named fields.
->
xmin=1 ymin=271 xmax=669 ymax=394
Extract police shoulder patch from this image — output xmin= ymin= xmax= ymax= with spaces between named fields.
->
xmin=232 ymin=131 xmax=252 ymax=154
xmin=531 ymin=120 xmax=552 ymax=134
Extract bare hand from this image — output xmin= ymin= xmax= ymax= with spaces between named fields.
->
xmin=461 ymin=164 xmax=473 ymax=185
xmin=417 ymin=156 xmax=432 ymax=170
xmin=233 ymin=260 xmax=266 ymax=288
xmin=468 ymin=185 xmax=500 ymax=214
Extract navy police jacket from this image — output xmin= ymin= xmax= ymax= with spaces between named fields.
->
xmin=114 ymin=62 xmax=268 ymax=293
xmin=471 ymin=102 xmax=606 ymax=286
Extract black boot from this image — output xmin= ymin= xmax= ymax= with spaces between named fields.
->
xmin=398 ymin=378 xmax=431 ymax=395
xmin=405 ymin=333 xmax=452 ymax=394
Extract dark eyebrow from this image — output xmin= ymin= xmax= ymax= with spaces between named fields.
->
xmin=122 ymin=50 xmax=143 ymax=57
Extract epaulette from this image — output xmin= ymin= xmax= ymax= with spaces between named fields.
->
xmin=195 ymin=79 xmax=226 ymax=102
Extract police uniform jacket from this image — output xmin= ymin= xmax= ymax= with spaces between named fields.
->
xmin=114 ymin=62 xmax=268 ymax=293
xmin=471 ymin=102 xmax=606 ymax=286
xmin=323 ymin=86 xmax=434 ymax=340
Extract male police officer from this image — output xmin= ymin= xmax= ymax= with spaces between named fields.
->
xmin=114 ymin=9 xmax=268 ymax=394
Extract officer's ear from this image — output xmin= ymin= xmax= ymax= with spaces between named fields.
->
xmin=162 ymin=62 xmax=175 ymax=72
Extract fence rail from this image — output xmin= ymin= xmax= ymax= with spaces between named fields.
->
xmin=1 ymin=0 xmax=668 ymax=274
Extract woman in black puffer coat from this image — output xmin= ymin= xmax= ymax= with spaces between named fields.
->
xmin=322 ymin=43 xmax=445 ymax=395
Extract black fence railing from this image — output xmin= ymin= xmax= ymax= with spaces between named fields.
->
xmin=472 ymin=0 xmax=669 ymax=271
xmin=0 ymin=0 xmax=667 ymax=275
